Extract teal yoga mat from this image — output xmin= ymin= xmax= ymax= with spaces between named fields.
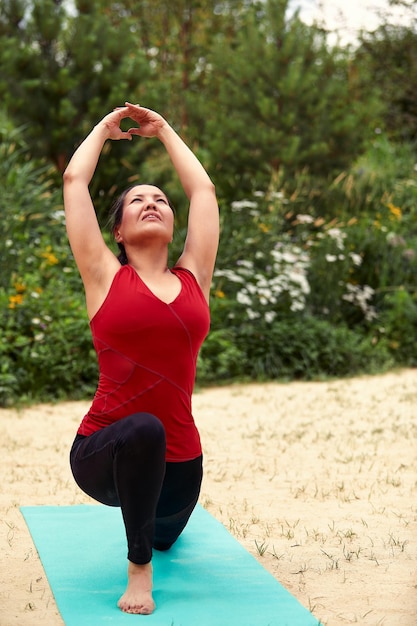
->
xmin=21 ymin=504 xmax=320 ymax=626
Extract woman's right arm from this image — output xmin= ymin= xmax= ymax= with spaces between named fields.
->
xmin=63 ymin=109 xmax=132 ymax=312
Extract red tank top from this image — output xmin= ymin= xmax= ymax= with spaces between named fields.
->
xmin=77 ymin=265 xmax=210 ymax=462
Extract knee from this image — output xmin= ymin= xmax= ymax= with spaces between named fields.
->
xmin=153 ymin=539 xmax=174 ymax=552
xmin=119 ymin=413 xmax=166 ymax=452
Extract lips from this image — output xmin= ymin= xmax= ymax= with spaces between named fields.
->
xmin=142 ymin=213 xmax=161 ymax=221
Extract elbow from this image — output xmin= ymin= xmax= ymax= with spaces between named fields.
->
xmin=62 ymin=167 xmax=73 ymax=185
xmin=202 ymin=180 xmax=216 ymax=196
xmin=63 ymin=166 xmax=83 ymax=187
xmin=187 ymin=180 xmax=216 ymax=201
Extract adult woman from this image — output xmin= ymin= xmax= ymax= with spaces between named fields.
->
xmin=63 ymin=102 xmax=219 ymax=615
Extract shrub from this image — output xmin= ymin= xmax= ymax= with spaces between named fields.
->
xmin=0 ymin=123 xmax=97 ymax=405
xmin=0 ymin=123 xmax=415 ymax=405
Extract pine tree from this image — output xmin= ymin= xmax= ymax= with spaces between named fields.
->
xmin=0 ymin=0 xmax=150 ymax=172
xmin=203 ymin=0 xmax=380 ymax=197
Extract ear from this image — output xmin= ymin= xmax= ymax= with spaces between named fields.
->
xmin=114 ymin=228 xmax=123 ymax=243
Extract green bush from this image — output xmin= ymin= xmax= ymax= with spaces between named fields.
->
xmin=234 ymin=316 xmax=393 ymax=381
xmin=0 ymin=124 xmax=415 ymax=406
xmin=379 ymin=288 xmax=417 ymax=365
xmin=0 ymin=274 xmax=97 ymax=405
xmin=0 ymin=123 xmax=97 ymax=405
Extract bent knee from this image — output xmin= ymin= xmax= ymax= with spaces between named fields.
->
xmin=118 ymin=412 xmax=166 ymax=450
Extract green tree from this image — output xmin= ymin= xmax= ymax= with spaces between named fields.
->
xmin=0 ymin=0 xmax=150 ymax=173
xmin=0 ymin=0 xmax=246 ymax=219
xmin=356 ymin=20 xmax=417 ymax=143
xmin=204 ymin=0 xmax=381 ymax=198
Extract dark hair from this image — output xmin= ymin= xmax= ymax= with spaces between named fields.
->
xmin=108 ymin=184 xmax=175 ymax=266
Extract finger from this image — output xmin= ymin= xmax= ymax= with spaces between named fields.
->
xmin=128 ymin=127 xmax=142 ymax=136
xmin=119 ymin=131 xmax=133 ymax=141
xmin=125 ymin=101 xmax=140 ymax=108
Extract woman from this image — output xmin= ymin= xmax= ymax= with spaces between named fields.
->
xmin=63 ymin=102 xmax=219 ymax=615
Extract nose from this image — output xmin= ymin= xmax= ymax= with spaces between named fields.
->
xmin=144 ymin=199 xmax=156 ymax=210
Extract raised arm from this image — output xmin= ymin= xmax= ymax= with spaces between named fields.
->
xmin=125 ymin=103 xmax=219 ymax=300
xmin=63 ymin=108 xmax=133 ymax=315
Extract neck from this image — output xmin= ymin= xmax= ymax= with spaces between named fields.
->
xmin=124 ymin=243 xmax=170 ymax=277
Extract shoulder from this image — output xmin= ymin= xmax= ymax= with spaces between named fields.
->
xmin=172 ymin=266 xmax=209 ymax=303
xmin=172 ymin=264 xmax=211 ymax=304
xmin=171 ymin=266 xmax=200 ymax=286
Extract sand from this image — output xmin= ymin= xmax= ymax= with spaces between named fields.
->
xmin=0 ymin=369 xmax=416 ymax=625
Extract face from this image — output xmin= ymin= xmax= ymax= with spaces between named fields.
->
xmin=115 ymin=185 xmax=174 ymax=247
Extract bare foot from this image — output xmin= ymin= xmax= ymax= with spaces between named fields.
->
xmin=117 ymin=561 xmax=155 ymax=615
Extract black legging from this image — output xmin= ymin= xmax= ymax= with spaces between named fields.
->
xmin=69 ymin=412 xmax=203 ymax=564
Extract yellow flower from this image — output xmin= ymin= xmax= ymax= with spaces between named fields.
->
xmin=214 ymin=289 xmax=225 ymax=299
xmin=387 ymin=202 xmax=402 ymax=221
xmin=9 ymin=294 xmax=24 ymax=309
xmin=259 ymin=223 xmax=272 ymax=233
xmin=13 ymin=281 xmax=26 ymax=293
xmin=41 ymin=246 xmax=59 ymax=265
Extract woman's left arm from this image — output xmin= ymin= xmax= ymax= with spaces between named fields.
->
xmin=125 ymin=103 xmax=219 ymax=301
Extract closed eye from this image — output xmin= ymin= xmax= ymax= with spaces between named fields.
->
xmin=130 ymin=196 xmax=167 ymax=204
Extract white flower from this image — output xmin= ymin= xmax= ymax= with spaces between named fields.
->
xmin=214 ymin=269 xmax=245 ymax=284
xmin=237 ymin=259 xmax=254 ymax=269
xmin=237 ymin=291 xmax=252 ymax=306
xmin=349 ymin=252 xmax=362 ymax=267
xmin=246 ymin=308 xmax=260 ymax=320
xmin=342 ymin=284 xmax=377 ymax=321
xmin=265 ymin=311 xmax=277 ymax=323
xmin=290 ymin=300 xmax=306 ymax=312
xmin=231 ymin=200 xmax=258 ymax=211
xmin=327 ymin=228 xmax=346 ymax=250
xmin=296 ymin=214 xmax=314 ymax=224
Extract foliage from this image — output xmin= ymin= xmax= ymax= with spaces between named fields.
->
xmin=0 ymin=123 xmax=97 ymax=405
xmin=356 ymin=21 xmax=417 ymax=143
xmin=0 ymin=0 xmax=150 ymax=200
xmin=207 ymin=135 xmax=417 ymax=381
xmin=0 ymin=2 xmax=416 ymax=405
xmin=1 ymin=123 xmax=415 ymax=404
xmin=0 ymin=0 xmax=383 ymax=218
xmin=205 ymin=0 xmax=381 ymax=198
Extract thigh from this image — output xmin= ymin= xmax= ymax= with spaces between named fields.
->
xmin=69 ymin=412 xmax=166 ymax=507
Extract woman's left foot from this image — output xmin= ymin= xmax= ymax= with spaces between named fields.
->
xmin=117 ymin=560 xmax=155 ymax=615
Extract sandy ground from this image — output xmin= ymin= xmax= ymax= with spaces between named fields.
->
xmin=0 ymin=369 xmax=416 ymax=626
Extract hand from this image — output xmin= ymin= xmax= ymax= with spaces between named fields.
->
xmin=99 ymin=107 xmax=133 ymax=141
xmin=124 ymin=102 xmax=169 ymax=138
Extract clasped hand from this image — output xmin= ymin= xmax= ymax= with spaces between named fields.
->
xmin=102 ymin=102 xmax=168 ymax=141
